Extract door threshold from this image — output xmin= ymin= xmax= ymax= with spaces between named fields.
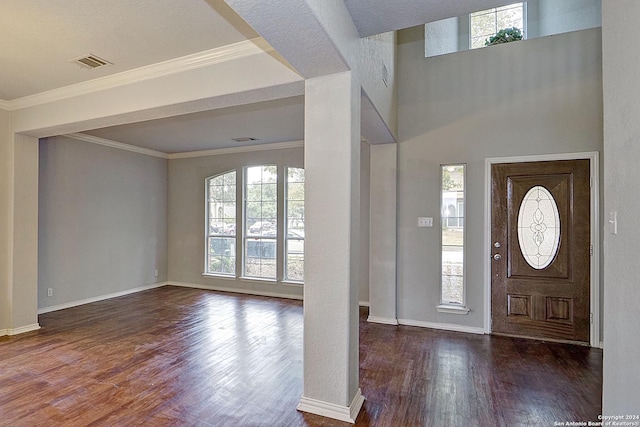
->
xmin=491 ymin=332 xmax=591 ymax=347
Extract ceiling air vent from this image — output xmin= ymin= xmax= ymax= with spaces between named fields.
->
xmin=70 ymin=54 xmax=112 ymax=70
xmin=231 ymin=137 xmax=259 ymax=142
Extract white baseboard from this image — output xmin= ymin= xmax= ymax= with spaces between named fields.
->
xmin=367 ymin=315 xmax=398 ymax=325
xmin=397 ymin=318 xmax=485 ymax=335
xmin=169 ymin=281 xmax=303 ymax=301
xmin=0 ymin=323 xmax=41 ymax=336
xmin=297 ymin=388 xmax=365 ymax=423
xmin=9 ymin=323 xmax=41 ymax=335
xmin=38 ymin=282 xmax=168 ymax=314
xmin=359 ymin=301 xmax=370 ymax=307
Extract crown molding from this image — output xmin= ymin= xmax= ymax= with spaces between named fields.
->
xmin=167 ymin=140 xmax=304 ymax=159
xmin=64 ymin=133 xmax=169 ymax=159
xmin=3 ymin=38 xmax=273 ymax=111
xmin=63 ymin=133 xmax=303 ymax=159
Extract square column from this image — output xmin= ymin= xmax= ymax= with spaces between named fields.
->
xmin=0 ymin=133 xmax=40 ymax=335
xmin=368 ymin=143 xmax=398 ymax=325
xmin=297 ymin=71 xmax=364 ymax=423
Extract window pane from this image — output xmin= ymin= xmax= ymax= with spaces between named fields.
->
xmin=442 ymin=274 xmax=464 ymax=305
xmin=207 ymin=237 xmax=236 ymax=275
xmin=441 ymin=165 xmax=465 ymax=305
xmin=206 ymin=171 xmax=236 ymax=276
xmin=286 ymin=167 xmax=305 ymax=282
xmin=470 ymin=3 xmax=523 ymax=49
xmin=244 ymin=238 xmax=276 ymax=279
xmin=244 ymin=166 xmax=278 ymax=279
xmin=286 ymin=239 xmax=304 ymax=281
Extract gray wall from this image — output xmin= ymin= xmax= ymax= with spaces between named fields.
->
xmin=528 ymin=0 xmax=602 ymax=38
xmin=396 ymin=26 xmax=603 ymax=328
xmin=602 ymin=0 xmax=640 ymax=414
xmin=359 ymin=141 xmax=371 ymax=304
xmin=168 ymin=147 xmax=305 ymax=298
xmin=38 ymin=136 xmax=168 ymax=309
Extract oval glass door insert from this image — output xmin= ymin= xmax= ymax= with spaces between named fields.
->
xmin=517 ymin=186 xmax=561 ymax=269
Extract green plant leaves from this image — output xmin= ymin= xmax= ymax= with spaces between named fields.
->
xmin=485 ymin=27 xmax=523 ymax=46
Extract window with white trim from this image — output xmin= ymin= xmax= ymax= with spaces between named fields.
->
xmin=244 ymin=166 xmax=278 ymax=280
xmin=205 ymin=171 xmax=236 ymax=276
xmin=285 ymin=167 xmax=305 ymax=282
xmin=470 ymin=3 xmax=525 ymax=49
xmin=205 ymin=165 xmax=305 ymax=283
xmin=441 ymin=164 xmax=466 ymax=306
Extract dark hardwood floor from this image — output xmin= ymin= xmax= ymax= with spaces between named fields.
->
xmin=0 ymin=286 xmax=602 ymax=426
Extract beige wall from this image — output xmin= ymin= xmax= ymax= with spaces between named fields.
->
xmin=0 ymin=109 xmax=11 ymax=331
xmin=11 ymin=134 xmax=39 ymax=328
xmin=396 ymin=27 xmax=603 ymax=328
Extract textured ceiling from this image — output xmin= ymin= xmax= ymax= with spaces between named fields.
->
xmin=344 ymin=0 xmax=521 ymax=37
xmin=2 ymin=0 xmax=504 ymax=152
xmin=0 ymin=0 xmax=257 ymax=100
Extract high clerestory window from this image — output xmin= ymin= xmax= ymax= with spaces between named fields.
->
xmin=470 ymin=3 xmax=525 ymax=49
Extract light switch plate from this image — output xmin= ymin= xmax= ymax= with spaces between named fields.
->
xmin=418 ymin=217 xmax=433 ymax=227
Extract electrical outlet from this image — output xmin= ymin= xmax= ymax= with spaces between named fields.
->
xmin=47 ymin=288 xmax=53 ymax=297
xmin=154 ymin=269 xmax=159 ymax=277
xmin=418 ymin=217 xmax=433 ymax=227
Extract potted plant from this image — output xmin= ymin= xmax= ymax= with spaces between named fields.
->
xmin=485 ymin=27 xmax=523 ymax=46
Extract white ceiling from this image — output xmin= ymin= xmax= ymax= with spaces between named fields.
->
xmin=2 ymin=0 xmax=506 ymax=153
xmin=84 ymin=96 xmax=304 ymax=154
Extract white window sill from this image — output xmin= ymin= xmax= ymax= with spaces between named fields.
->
xmin=202 ymin=273 xmax=237 ymax=280
xmin=239 ymin=276 xmax=277 ymax=284
xmin=437 ymin=304 xmax=470 ymax=315
xmin=281 ymin=280 xmax=304 ymax=287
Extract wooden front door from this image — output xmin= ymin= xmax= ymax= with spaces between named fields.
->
xmin=491 ymin=159 xmax=590 ymax=343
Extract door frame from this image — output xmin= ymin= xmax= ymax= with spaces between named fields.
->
xmin=484 ymin=152 xmax=600 ymax=347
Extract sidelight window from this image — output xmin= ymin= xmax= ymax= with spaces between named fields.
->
xmin=440 ymin=164 xmax=466 ymax=307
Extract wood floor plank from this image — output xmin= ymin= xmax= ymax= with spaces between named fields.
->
xmin=0 ymin=286 xmax=602 ymax=426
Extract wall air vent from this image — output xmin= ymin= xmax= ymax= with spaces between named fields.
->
xmin=231 ymin=137 xmax=259 ymax=142
xmin=70 ymin=54 xmax=112 ymax=70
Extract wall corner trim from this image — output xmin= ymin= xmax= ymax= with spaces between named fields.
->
xmin=3 ymin=38 xmax=272 ymax=111
xmin=7 ymin=323 xmax=41 ymax=336
xmin=167 ymin=140 xmax=304 ymax=159
xmin=168 ymin=281 xmax=303 ymax=301
xmin=64 ymin=133 xmax=169 ymax=159
xmin=297 ymin=388 xmax=365 ymax=423
xmin=397 ymin=318 xmax=485 ymax=335
xmin=367 ymin=316 xmax=398 ymax=325
xmin=37 ymin=282 xmax=169 ymax=314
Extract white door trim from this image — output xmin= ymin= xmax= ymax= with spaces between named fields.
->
xmin=484 ymin=152 xmax=600 ymax=348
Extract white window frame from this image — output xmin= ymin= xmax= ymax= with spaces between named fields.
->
xmin=469 ymin=2 xmax=527 ymax=49
xmin=243 ymin=165 xmax=278 ymax=281
xmin=437 ymin=164 xmax=469 ymax=314
xmin=204 ymin=170 xmax=237 ymax=277
xmin=284 ymin=167 xmax=305 ymax=283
